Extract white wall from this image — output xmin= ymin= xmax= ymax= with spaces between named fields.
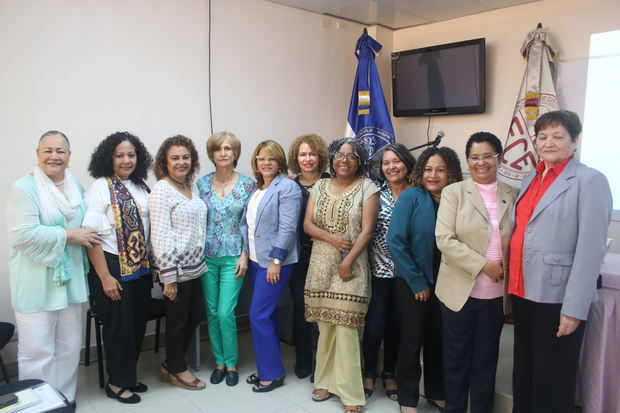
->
xmin=1 ymin=0 xmax=618 ymax=368
xmin=390 ymin=0 xmax=620 ymax=251
xmin=0 ymin=0 xmax=365 ymax=366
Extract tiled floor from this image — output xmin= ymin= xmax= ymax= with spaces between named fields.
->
xmin=74 ymin=330 xmax=442 ymax=413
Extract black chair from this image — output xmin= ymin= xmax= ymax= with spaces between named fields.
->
xmin=0 ymin=322 xmax=15 ymax=384
xmin=84 ymin=296 xmax=165 ymax=388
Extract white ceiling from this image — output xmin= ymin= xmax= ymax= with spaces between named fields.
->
xmin=266 ymin=0 xmax=540 ymax=30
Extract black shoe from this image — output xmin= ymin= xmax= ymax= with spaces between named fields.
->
xmin=362 ymin=371 xmax=375 ymax=399
xmin=105 ymin=383 xmax=141 ymax=404
xmin=68 ymin=401 xmax=76 ymax=412
xmin=210 ymin=368 xmax=226 ymax=384
xmin=382 ymin=372 xmax=398 ymax=401
xmin=226 ymin=369 xmax=239 ymax=386
xmin=126 ymin=382 xmax=148 ymax=393
xmin=252 ymin=376 xmax=284 ymax=393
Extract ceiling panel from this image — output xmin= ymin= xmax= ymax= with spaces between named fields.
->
xmin=266 ymin=0 xmax=541 ymax=29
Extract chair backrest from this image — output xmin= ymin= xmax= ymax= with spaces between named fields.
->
xmin=0 ymin=322 xmax=15 ymax=349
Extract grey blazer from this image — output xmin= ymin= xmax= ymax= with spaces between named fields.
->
xmin=511 ymin=157 xmax=612 ymax=320
xmin=240 ymin=173 xmax=302 ymax=268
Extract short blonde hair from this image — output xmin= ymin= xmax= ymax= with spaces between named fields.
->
xmin=251 ymin=140 xmax=288 ymax=187
xmin=206 ymin=131 xmax=241 ymax=167
xmin=287 ymin=133 xmax=329 ymax=175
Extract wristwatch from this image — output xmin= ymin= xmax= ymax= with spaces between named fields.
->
xmin=273 ymin=258 xmax=282 ymax=265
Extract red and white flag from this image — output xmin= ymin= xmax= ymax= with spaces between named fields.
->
xmin=498 ymin=25 xmax=560 ymax=186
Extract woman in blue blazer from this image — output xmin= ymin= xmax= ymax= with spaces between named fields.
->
xmin=508 ymin=111 xmax=612 ymax=413
xmin=240 ymin=140 xmax=302 ymax=393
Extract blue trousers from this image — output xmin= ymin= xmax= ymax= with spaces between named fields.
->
xmin=249 ymin=260 xmax=294 ymax=381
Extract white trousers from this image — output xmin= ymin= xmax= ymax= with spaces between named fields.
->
xmin=14 ymin=303 xmax=83 ymax=401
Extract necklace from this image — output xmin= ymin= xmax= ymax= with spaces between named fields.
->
xmin=53 ymin=180 xmax=64 ymax=186
xmin=213 ymin=171 xmax=235 ymax=198
xmin=169 ymin=176 xmax=188 ymax=191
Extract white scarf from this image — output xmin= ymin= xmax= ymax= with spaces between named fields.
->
xmin=33 ymin=166 xmax=82 ymax=225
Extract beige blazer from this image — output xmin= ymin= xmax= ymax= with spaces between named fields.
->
xmin=435 ymin=178 xmax=517 ymax=313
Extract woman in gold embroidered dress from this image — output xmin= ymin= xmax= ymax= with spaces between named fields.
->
xmin=303 ymin=137 xmax=379 ymax=413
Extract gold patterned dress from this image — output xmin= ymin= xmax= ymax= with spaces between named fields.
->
xmin=304 ymin=177 xmax=379 ymax=328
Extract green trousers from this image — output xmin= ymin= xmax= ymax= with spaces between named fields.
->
xmin=201 ymin=255 xmax=244 ymax=367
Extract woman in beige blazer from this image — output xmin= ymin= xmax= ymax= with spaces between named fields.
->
xmin=435 ymin=132 xmax=517 ymax=413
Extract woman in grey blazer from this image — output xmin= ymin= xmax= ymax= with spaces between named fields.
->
xmin=508 ymin=110 xmax=612 ymax=413
xmin=240 ymin=140 xmax=302 ymax=393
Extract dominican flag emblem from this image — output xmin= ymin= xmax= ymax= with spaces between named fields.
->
xmin=345 ymin=29 xmax=395 ymax=176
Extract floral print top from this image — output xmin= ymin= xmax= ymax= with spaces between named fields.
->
xmin=197 ymin=172 xmax=254 ymax=258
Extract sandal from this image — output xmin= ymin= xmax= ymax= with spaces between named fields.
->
xmin=312 ymin=389 xmax=333 ymax=402
xmin=170 ymin=372 xmax=206 ymax=390
xmin=246 ymin=372 xmax=260 ymax=385
xmin=362 ymin=373 xmax=375 ymax=399
xmin=382 ymin=372 xmax=398 ymax=401
xmin=252 ymin=376 xmax=284 ymax=393
xmin=344 ymin=405 xmax=361 ymax=413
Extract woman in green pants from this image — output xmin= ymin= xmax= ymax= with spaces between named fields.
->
xmin=197 ymin=131 xmax=254 ymax=386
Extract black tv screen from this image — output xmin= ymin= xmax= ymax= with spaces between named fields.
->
xmin=392 ymin=38 xmax=485 ymax=117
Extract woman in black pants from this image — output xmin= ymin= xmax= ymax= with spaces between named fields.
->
xmin=386 ymin=147 xmax=463 ymax=412
xmin=286 ymin=133 xmax=329 ymax=379
xmin=84 ymin=132 xmax=153 ymax=404
xmin=362 ymin=143 xmax=415 ymax=400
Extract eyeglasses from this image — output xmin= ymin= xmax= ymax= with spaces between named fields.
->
xmin=334 ymin=153 xmax=358 ymax=161
xmin=467 ymin=154 xmax=499 ymax=163
xmin=256 ymin=156 xmax=277 ymax=163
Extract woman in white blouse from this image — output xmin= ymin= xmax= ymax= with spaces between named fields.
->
xmin=83 ymin=132 xmax=153 ymax=404
xmin=150 ymin=135 xmax=208 ymax=390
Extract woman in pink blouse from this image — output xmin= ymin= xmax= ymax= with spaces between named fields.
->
xmin=435 ymin=132 xmax=518 ymax=413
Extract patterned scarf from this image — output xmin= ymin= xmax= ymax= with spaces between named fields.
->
xmin=106 ymin=176 xmax=150 ymax=280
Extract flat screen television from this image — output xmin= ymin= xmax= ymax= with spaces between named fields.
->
xmin=392 ymin=38 xmax=485 ymax=117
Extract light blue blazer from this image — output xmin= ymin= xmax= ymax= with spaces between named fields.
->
xmin=240 ymin=173 xmax=302 ymax=268
xmin=512 ymin=157 xmax=612 ymax=320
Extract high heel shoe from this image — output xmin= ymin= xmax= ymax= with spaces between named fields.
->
xmin=382 ymin=372 xmax=398 ymax=401
xmin=362 ymin=372 xmax=375 ymax=399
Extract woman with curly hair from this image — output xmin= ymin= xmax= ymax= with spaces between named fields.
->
xmin=362 ymin=143 xmax=416 ymax=401
xmin=149 ymin=135 xmax=207 ymax=390
xmin=435 ymin=133 xmax=518 ymax=413
xmin=286 ymin=133 xmax=329 ymax=379
xmin=304 ymin=137 xmax=379 ymax=413
xmin=386 ymin=146 xmax=462 ymax=413
xmin=83 ymin=131 xmax=153 ymax=404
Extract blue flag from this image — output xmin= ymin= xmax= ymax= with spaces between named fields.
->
xmin=345 ymin=30 xmax=395 ymax=173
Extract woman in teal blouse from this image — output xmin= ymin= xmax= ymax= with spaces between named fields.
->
xmin=197 ymin=131 xmax=254 ymax=386
xmin=6 ymin=131 xmax=100 ymax=405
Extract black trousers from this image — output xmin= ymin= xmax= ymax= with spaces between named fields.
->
xmin=164 ymin=277 xmax=206 ymax=374
xmin=289 ymin=254 xmax=317 ymax=374
xmin=512 ymin=295 xmax=586 ymax=413
xmin=87 ymin=252 xmax=152 ymax=387
xmin=362 ymin=276 xmax=401 ymax=378
xmin=395 ymin=277 xmax=444 ymax=407
xmin=441 ymin=297 xmax=504 ymax=413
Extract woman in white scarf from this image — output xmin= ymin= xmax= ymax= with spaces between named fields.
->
xmin=6 ymin=131 xmax=100 ymax=407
